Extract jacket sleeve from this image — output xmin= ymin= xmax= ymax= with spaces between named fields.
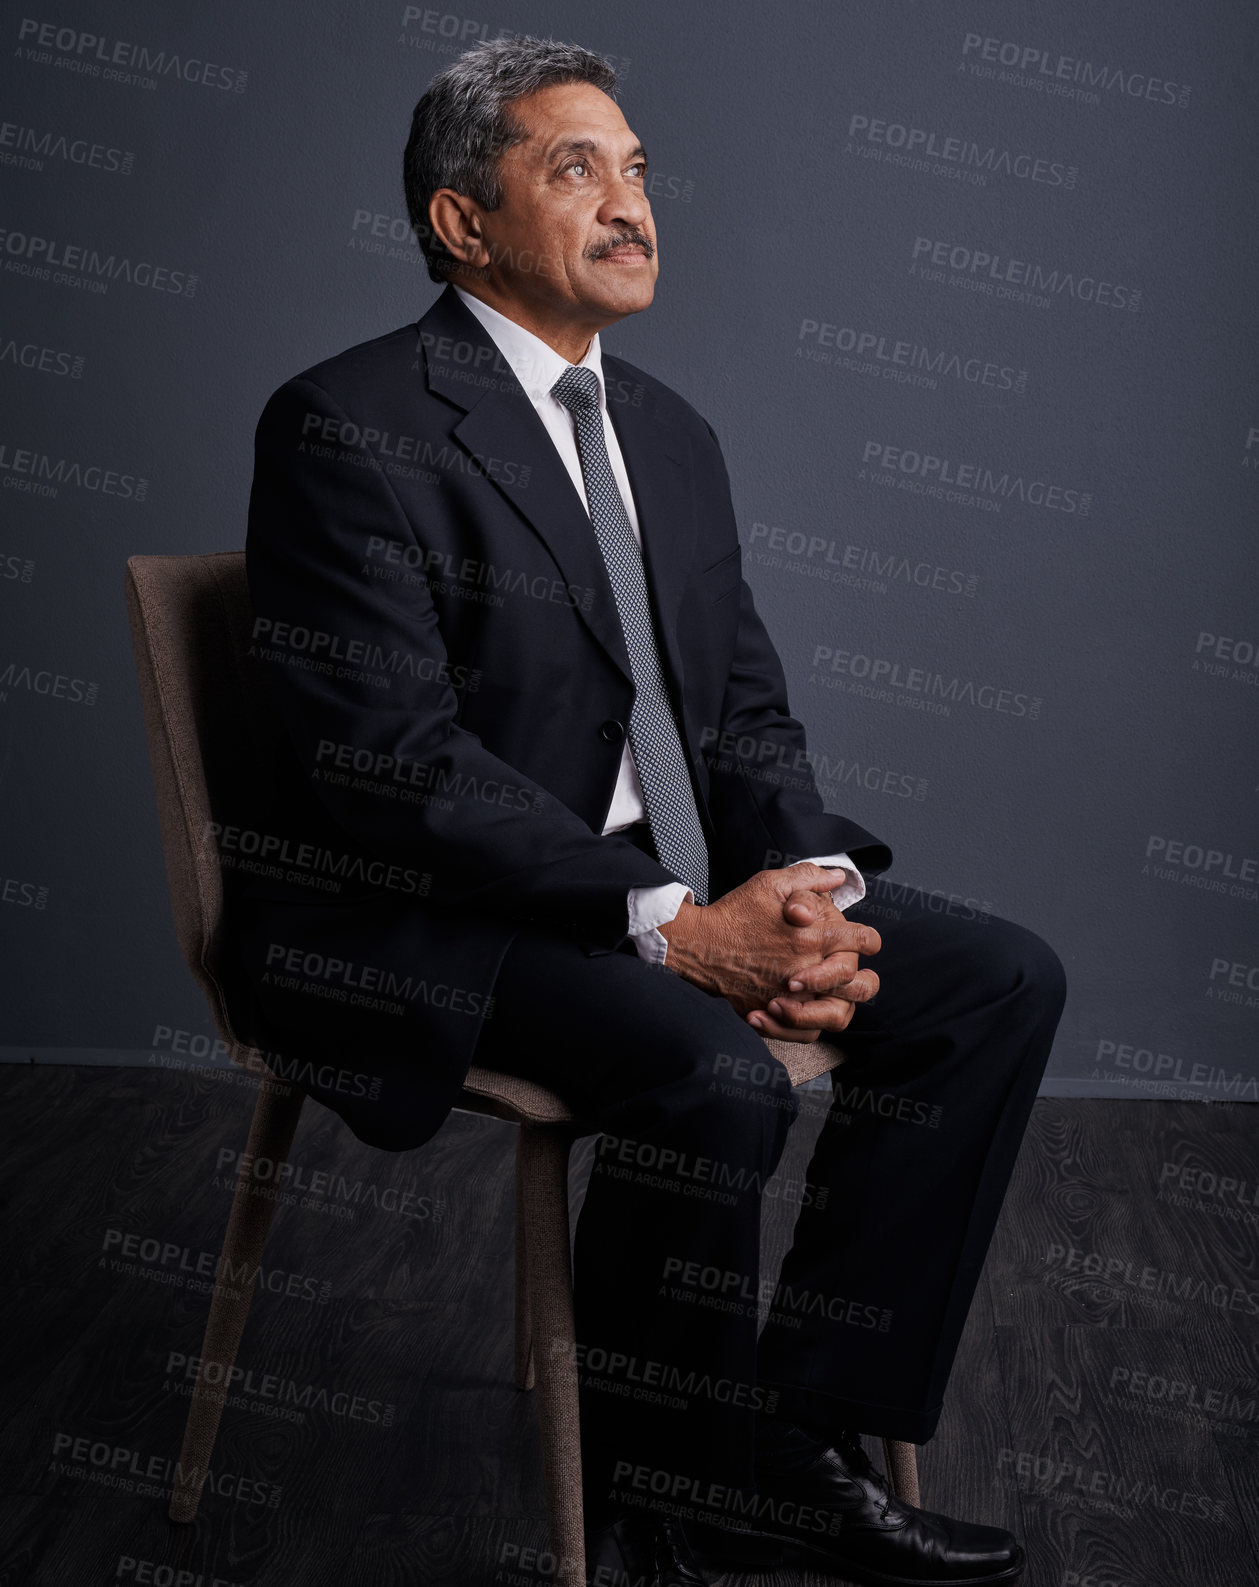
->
xmin=697 ymin=423 xmax=894 ymax=888
xmin=245 ymin=376 xmax=673 ymax=946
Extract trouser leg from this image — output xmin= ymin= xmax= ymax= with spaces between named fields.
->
xmin=756 ymin=881 xmax=1067 ymax=1444
xmin=474 ymin=929 xmax=800 ymax=1524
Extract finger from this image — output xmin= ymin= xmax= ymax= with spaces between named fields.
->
xmin=773 ymin=864 xmax=850 ymax=899
xmin=785 ymin=953 xmax=861 ymax=994
xmin=812 ymin=919 xmax=882 ymax=958
xmin=784 ymin=923 xmax=881 ymax=975
xmin=746 ymin=1008 xmax=822 ymax=1043
xmin=781 ymin=888 xmax=829 ymax=925
xmin=771 ymin=974 xmax=879 ymax=1020
xmin=825 ymin=968 xmax=879 ymax=1004
xmin=764 ymin=994 xmax=856 ymax=1034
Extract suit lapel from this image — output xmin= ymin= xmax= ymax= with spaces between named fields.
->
xmin=416 ymin=288 xmax=695 ymax=698
xmin=419 ymin=288 xmax=628 ymax=681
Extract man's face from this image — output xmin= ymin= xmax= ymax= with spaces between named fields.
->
xmin=456 ymin=80 xmax=657 ymax=331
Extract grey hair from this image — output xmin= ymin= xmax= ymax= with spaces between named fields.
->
xmin=403 ymin=36 xmax=619 ymax=284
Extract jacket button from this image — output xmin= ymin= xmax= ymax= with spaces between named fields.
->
xmin=600 ymin=719 xmax=625 ymax=743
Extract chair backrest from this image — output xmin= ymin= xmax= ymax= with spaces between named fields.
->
xmin=124 ymin=552 xmax=264 ymax=1052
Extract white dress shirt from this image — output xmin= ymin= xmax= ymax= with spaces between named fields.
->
xmin=451 ymin=287 xmax=866 ymax=964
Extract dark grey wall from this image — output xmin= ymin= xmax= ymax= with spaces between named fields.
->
xmin=2 ymin=1 xmax=1255 ymax=1098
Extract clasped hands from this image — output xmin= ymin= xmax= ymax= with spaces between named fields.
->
xmin=658 ymin=864 xmax=881 ymax=1044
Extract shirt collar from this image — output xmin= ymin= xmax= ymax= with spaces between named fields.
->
xmin=453 ymin=285 xmax=606 ymax=411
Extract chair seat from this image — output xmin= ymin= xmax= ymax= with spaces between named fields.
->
xmin=457 ymin=1039 xmax=844 ymax=1129
xmin=764 ymin=1035 xmax=846 ymax=1088
xmin=459 ymin=1064 xmax=579 ymax=1126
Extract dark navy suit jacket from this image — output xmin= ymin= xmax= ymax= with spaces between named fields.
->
xmin=233 ymin=284 xmax=891 ymax=1149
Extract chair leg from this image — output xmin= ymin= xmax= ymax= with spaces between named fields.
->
xmin=168 ymin=1073 xmax=305 ymax=1523
xmin=516 ymin=1125 xmax=585 ymax=1586
xmin=882 ymin=1437 xmax=921 ymax=1508
xmin=513 ymin=1147 xmax=535 ymax=1391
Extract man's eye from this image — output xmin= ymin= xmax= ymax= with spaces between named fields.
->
xmin=566 ymin=161 xmax=588 ymax=177
xmin=626 ymin=163 xmax=645 ymax=179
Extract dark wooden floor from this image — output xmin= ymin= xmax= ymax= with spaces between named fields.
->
xmin=0 ymin=1065 xmax=1255 ymax=1587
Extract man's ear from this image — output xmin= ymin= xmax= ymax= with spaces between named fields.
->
xmin=428 ymin=189 xmax=488 ymax=270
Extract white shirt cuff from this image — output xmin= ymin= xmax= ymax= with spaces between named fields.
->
xmin=626 ymin=854 xmax=864 ymax=968
xmin=795 ymin=851 xmax=866 ymax=912
xmin=627 ymin=881 xmax=693 ymax=966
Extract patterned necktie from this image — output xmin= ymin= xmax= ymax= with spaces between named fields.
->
xmin=551 ymin=363 xmax=709 ymax=905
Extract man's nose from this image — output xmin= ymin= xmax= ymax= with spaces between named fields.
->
xmin=598 ymin=178 xmax=651 ymax=231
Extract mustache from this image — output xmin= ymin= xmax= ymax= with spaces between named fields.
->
xmin=587 ymin=229 xmax=655 ymax=261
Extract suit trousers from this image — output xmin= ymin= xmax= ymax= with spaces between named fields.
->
xmin=472 ymin=868 xmax=1067 ymax=1526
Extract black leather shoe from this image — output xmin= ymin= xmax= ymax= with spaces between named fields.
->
xmin=583 ymin=1513 xmax=718 ymax=1587
xmin=693 ymin=1428 xmax=1023 ymax=1586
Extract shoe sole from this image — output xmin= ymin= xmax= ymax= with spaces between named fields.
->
xmin=693 ymin=1529 xmax=1024 ymax=1587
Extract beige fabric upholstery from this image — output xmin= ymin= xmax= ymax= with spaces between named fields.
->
xmin=461 ymin=1064 xmax=582 ymax=1125
xmin=124 ymin=553 xmax=264 ymax=1054
xmin=764 ymin=1034 xmax=846 ymax=1087
xmin=124 ymin=552 xmax=918 ymax=1579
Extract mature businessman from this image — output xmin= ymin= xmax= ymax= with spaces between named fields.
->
xmin=235 ymin=35 xmax=1066 ymax=1587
